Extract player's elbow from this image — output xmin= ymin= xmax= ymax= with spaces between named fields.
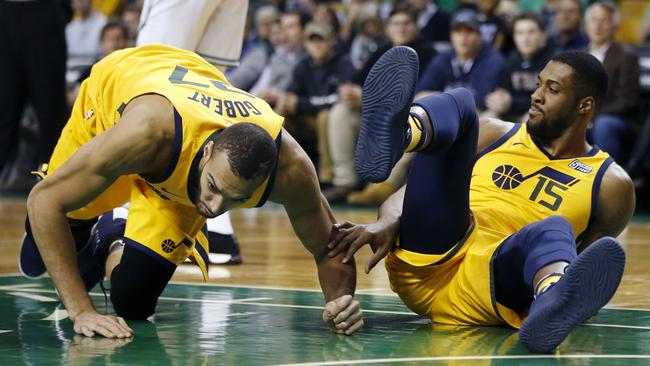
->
xmin=26 ymin=182 xmax=62 ymax=221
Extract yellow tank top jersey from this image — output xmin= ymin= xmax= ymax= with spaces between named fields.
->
xmin=470 ymin=123 xmax=613 ymax=244
xmin=82 ymin=43 xmax=284 ymax=208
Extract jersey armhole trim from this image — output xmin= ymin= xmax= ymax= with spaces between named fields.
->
xmin=476 ymin=122 xmax=521 ymax=161
xmin=143 ymin=108 xmax=184 ymax=184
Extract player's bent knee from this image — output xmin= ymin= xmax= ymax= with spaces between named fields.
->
xmin=110 ymin=283 xmax=156 ymax=320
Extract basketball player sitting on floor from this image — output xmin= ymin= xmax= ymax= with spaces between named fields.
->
xmin=329 ymin=48 xmax=634 ymax=353
xmin=21 ymin=44 xmax=363 ymax=339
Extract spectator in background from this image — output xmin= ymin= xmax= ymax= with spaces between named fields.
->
xmin=66 ymin=0 xmax=107 ymax=82
xmin=349 ymin=11 xmax=388 ymax=70
xmin=340 ymin=0 xmax=381 ymax=42
xmin=242 ymin=5 xmax=280 ymax=57
xmin=228 ymin=7 xmax=282 ymax=91
xmin=276 ymin=22 xmax=356 ymax=186
xmin=477 ymin=0 xmax=506 ymax=52
xmin=327 ymin=5 xmax=436 ymax=204
xmin=66 ymin=21 xmax=130 ymax=106
xmin=549 ymin=0 xmax=588 ymax=51
xmin=416 ymin=10 xmax=505 ymax=111
xmin=484 ymin=13 xmax=554 ymax=120
xmin=313 ymin=3 xmax=346 ymax=53
xmin=252 ymin=11 xmax=308 ymax=107
xmin=409 ymin=0 xmax=451 ymax=50
xmin=585 ymin=1 xmax=640 ymax=163
xmin=121 ymin=3 xmax=142 ymax=46
xmin=0 ymin=0 xmax=69 ymax=193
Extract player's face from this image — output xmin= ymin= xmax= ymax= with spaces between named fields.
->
xmin=196 ymin=150 xmax=260 ymax=218
xmin=527 ymin=61 xmax=580 ymax=140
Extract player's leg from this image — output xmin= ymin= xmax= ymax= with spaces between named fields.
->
xmin=355 ymin=47 xmax=479 ymax=253
xmin=99 ymin=181 xmax=207 ymax=319
xmin=493 ymin=216 xmax=625 ymax=353
xmin=136 ymin=0 xmax=218 ymax=51
xmin=205 ymin=212 xmax=242 ymax=265
xmin=196 ymin=0 xmax=248 ymax=70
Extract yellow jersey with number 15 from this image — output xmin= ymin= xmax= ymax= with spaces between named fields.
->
xmin=469 ymin=123 xmax=613 ymax=245
xmin=81 ymin=43 xmax=284 ymax=209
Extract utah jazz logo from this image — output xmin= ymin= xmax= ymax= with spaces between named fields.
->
xmin=492 ymin=165 xmax=580 ymax=211
xmin=161 ymin=239 xmax=178 ymax=253
xmin=160 ymin=238 xmax=193 ymax=253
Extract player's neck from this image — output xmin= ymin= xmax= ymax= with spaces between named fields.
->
xmin=534 ymin=123 xmax=592 ymax=159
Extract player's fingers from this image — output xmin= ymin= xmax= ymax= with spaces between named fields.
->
xmin=335 ymin=309 xmax=363 ymax=330
xmin=343 ymin=236 xmax=369 ymax=263
xmin=325 ymin=294 xmax=352 ymax=319
xmin=93 ymin=323 xmax=118 ymax=338
xmin=334 ymin=300 xmax=360 ymax=324
xmin=328 ymin=227 xmax=353 ymax=251
xmin=115 ymin=317 xmax=134 ymax=335
xmin=344 ymin=318 xmax=364 ymax=335
xmin=103 ymin=318 xmax=131 ymax=338
xmin=79 ymin=325 xmax=96 ymax=338
xmin=328 ymin=230 xmax=359 ymax=257
xmin=365 ymin=245 xmax=391 ymax=273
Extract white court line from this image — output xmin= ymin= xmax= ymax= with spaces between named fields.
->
xmin=7 ymin=291 xmax=58 ymax=302
xmin=584 ymin=323 xmax=650 ymax=330
xmin=272 ymin=354 xmax=650 ymax=366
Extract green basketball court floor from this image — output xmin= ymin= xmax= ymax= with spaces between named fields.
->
xmin=1 ymin=274 xmax=649 ymax=365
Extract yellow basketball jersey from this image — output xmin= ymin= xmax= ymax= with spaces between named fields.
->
xmin=82 ymin=44 xmax=284 ymax=208
xmin=470 ymin=123 xmax=613 ymax=243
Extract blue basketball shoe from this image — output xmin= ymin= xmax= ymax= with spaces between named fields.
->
xmin=355 ymin=46 xmax=419 ymax=183
xmin=519 ymin=237 xmax=625 ymax=353
xmin=19 ymin=217 xmax=97 ymax=278
xmin=79 ymin=210 xmax=127 ymax=291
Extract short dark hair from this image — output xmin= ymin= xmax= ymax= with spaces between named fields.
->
xmin=101 ymin=20 xmax=128 ymax=41
xmin=389 ymin=4 xmax=418 ymax=23
xmin=550 ymin=51 xmax=608 ymax=104
xmin=513 ymin=13 xmax=546 ymax=32
xmin=212 ymin=123 xmax=278 ymax=181
xmin=282 ymin=9 xmax=311 ymax=28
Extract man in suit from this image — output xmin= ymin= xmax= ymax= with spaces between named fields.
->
xmin=585 ymin=1 xmax=640 ymax=163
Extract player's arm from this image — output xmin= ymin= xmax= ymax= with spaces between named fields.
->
xmin=27 ymin=95 xmax=175 ymax=338
xmin=477 ymin=117 xmax=515 ymax=152
xmin=577 ymin=163 xmax=636 ymax=252
xmin=269 ymin=129 xmax=363 ymax=335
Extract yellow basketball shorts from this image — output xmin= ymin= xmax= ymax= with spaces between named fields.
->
xmin=40 ymin=81 xmax=211 ymax=280
xmin=385 ymin=217 xmax=526 ymax=328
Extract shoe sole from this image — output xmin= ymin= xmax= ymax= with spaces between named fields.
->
xmin=519 ymin=237 xmax=625 ymax=353
xmin=355 ymin=46 xmax=419 ymax=183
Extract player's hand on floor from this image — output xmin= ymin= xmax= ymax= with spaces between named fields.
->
xmin=323 ymin=295 xmax=363 ymax=335
xmin=73 ymin=310 xmax=133 ymax=338
xmin=328 ymin=219 xmax=399 ymax=273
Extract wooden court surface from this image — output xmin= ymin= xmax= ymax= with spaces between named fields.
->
xmin=1 ymin=196 xmax=650 ymax=365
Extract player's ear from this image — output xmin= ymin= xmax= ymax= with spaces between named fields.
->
xmin=203 ymin=141 xmax=215 ymax=158
xmin=578 ymin=96 xmax=595 ymax=115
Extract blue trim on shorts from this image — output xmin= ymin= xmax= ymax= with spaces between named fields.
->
xmin=194 ymin=238 xmax=210 ymax=266
xmin=143 ymin=108 xmax=184 ymax=183
xmin=476 ymin=123 xmax=521 ymax=161
xmin=122 ymin=237 xmax=176 ymax=270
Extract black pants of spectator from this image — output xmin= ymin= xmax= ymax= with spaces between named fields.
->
xmin=0 ymin=0 xmax=68 ymax=174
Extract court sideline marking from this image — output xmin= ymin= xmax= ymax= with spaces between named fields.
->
xmin=272 ymin=354 xmax=650 ymax=366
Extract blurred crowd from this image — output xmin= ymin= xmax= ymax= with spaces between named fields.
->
xmin=1 ymin=0 xmax=650 ymax=207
